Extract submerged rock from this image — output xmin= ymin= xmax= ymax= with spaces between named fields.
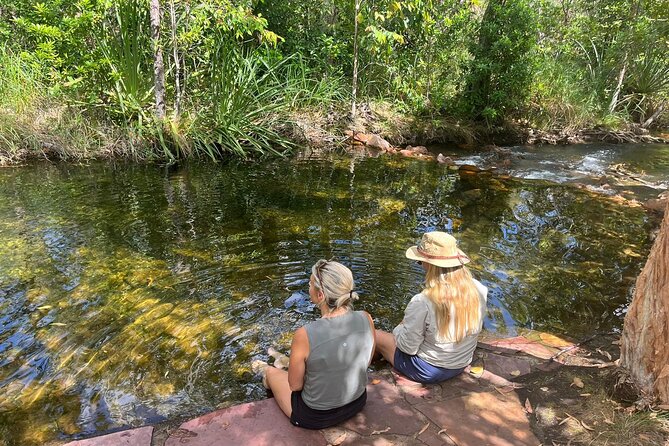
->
xmin=437 ymin=153 xmax=455 ymax=165
xmin=405 ymin=145 xmax=428 ymax=154
xmin=458 ymin=164 xmax=482 ymax=173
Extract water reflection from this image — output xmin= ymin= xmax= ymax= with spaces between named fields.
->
xmin=0 ymin=153 xmax=653 ymax=445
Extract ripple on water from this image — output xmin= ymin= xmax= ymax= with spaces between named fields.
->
xmin=0 ymin=151 xmax=657 ymax=445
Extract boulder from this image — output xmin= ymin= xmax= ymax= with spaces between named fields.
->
xmin=644 ymin=197 xmax=668 ymax=213
xmin=406 ymin=145 xmax=428 ymax=155
xmin=458 ymin=164 xmax=481 ymax=173
xmin=436 ymin=153 xmax=455 ymax=165
xmin=344 ymin=130 xmax=370 ymax=143
xmin=365 ymin=134 xmax=391 ymax=151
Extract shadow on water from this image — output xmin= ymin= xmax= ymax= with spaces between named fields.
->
xmin=0 ymin=150 xmax=657 ymax=445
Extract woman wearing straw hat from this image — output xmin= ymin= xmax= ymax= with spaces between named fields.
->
xmin=375 ymin=231 xmax=488 ymax=384
xmin=254 ymin=260 xmax=376 ymax=429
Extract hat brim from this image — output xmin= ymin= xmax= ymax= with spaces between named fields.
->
xmin=405 ymin=245 xmax=470 ymax=268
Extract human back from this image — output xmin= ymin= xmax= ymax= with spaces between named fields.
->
xmin=301 ymin=310 xmax=373 ymax=410
xmin=261 ymin=259 xmax=375 ymax=429
xmin=376 ymin=231 xmax=488 ymax=384
xmin=423 ymin=263 xmax=484 ymax=343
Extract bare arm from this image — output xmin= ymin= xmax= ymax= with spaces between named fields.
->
xmin=288 ymin=327 xmax=309 ymax=391
xmin=364 ymin=311 xmax=376 ymax=365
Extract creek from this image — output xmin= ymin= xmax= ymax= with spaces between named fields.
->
xmin=0 ymin=143 xmax=667 ymax=445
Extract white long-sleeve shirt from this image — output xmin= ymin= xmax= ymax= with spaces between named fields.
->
xmin=392 ymin=279 xmax=488 ymax=369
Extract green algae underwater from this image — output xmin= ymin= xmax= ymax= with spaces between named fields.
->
xmin=0 ymin=153 xmax=655 ymax=445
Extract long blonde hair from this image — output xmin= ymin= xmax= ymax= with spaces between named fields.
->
xmin=423 ymin=263 xmax=481 ymax=343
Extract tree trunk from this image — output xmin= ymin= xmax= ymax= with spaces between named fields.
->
xmin=351 ymin=0 xmax=361 ymax=118
xmin=641 ymin=102 xmax=665 ymax=129
xmin=621 ymin=201 xmax=669 ymax=404
xmin=608 ymin=55 xmax=627 ymax=114
xmin=150 ymin=0 xmax=166 ymax=120
xmin=169 ymin=0 xmax=181 ymax=117
xmin=609 ymin=0 xmax=640 ymax=115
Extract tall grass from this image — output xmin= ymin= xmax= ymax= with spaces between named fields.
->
xmin=99 ymin=0 xmax=153 ymax=122
xmin=0 ymin=46 xmax=140 ymax=164
xmin=182 ymin=46 xmax=348 ymax=160
xmin=0 ymin=46 xmax=46 ymax=160
xmin=1 ymin=0 xmax=348 ymax=163
xmin=0 ymin=46 xmax=43 ymax=112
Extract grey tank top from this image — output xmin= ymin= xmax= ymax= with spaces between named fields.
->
xmin=301 ymin=311 xmax=374 ymax=410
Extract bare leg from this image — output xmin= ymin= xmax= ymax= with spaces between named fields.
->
xmin=266 ymin=367 xmax=293 ymax=418
xmin=375 ymin=329 xmax=397 ymax=367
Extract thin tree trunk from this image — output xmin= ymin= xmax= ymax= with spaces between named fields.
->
xmin=351 ymin=0 xmax=361 ymax=118
xmin=608 ymin=55 xmax=627 ymax=114
xmin=641 ymin=102 xmax=665 ymax=128
xmin=609 ymin=0 xmax=641 ymax=115
xmin=150 ymin=0 xmax=166 ymax=119
xmin=169 ymin=0 xmax=181 ymax=117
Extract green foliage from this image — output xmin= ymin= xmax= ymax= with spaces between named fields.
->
xmin=464 ymin=0 xmax=538 ymax=124
xmin=99 ymin=0 xmax=153 ymax=121
xmin=187 ymin=44 xmax=294 ymax=158
xmin=0 ymin=45 xmax=42 ymax=111
xmin=1 ymin=0 xmax=669 ymax=161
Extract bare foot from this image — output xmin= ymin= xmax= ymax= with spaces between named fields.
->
xmin=268 ymin=347 xmax=290 ymax=369
xmin=251 ymin=360 xmax=269 ymax=389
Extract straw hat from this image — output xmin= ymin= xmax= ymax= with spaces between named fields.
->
xmin=405 ymin=231 xmax=470 ymax=268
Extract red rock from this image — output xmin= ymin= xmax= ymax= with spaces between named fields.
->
xmin=341 ymin=376 xmax=425 ymax=437
xmin=406 ymin=145 xmax=428 ymax=154
xmin=400 ymin=149 xmax=416 ymax=157
xmin=440 ymin=371 xmax=487 ymax=400
xmin=415 ymin=391 xmax=540 ymax=446
xmin=458 ymin=164 xmax=481 ymax=173
xmin=164 ymin=399 xmax=326 ymax=446
xmin=483 ymin=353 xmax=532 ymax=380
xmin=480 ymin=337 xmax=557 ymax=360
xmin=644 ymin=198 xmax=667 ymax=212
xmin=64 ymin=427 xmax=153 ymax=446
xmin=365 ymin=134 xmax=391 ymax=151
xmin=418 ymin=422 xmax=458 ymax=446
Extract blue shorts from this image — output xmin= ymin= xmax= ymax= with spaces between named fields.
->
xmin=393 ymin=349 xmax=464 ymax=384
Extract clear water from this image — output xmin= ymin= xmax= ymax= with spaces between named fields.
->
xmin=435 ymin=142 xmax=669 ymax=198
xmin=0 ymin=148 xmax=660 ymax=444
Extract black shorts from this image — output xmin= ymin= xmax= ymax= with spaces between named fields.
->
xmin=290 ymin=390 xmax=366 ymax=429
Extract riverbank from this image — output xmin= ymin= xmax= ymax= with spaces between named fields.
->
xmin=59 ymin=331 xmax=669 ymax=446
xmin=1 ymin=101 xmax=667 ymax=166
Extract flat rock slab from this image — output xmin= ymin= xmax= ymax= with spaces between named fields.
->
xmin=63 ymin=427 xmax=153 ymax=446
xmin=440 ymin=371 xmax=490 ymax=400
xmin=340 ymin=375 xmax=427 ymax=437
xmin=415 ymin=390 xmax=539 ymax=446
xmin=480 ymin=337 xmax=557 ymax=360
xmin=163 ymin=398 xmax=326 ymax=446
xmin=483 ymin=353 xmax=532 ymax=380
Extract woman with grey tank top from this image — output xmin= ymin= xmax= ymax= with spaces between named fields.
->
xmin=256 ymin=260 xmax=376 ymax=429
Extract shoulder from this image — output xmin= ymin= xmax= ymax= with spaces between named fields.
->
xmin=292 ymin=326 xmax=309 ymax=349
xmin=410 ymin=293 xmax=430 ymax=306
xmin=471 ymin=278 xmax=488 ymax=301
xmin=356 ymin=310 xmax=375 ymax=328
xmin=406 ymin=293 xmax=431 ymax=313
